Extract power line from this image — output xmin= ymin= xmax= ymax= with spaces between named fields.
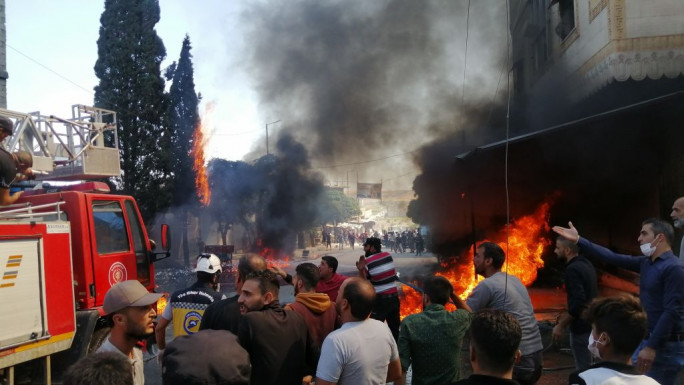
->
xmin=460 ymin=0 xmax=471 ymax=108
xmin=5 ymin=42 xmax=95 ymax=96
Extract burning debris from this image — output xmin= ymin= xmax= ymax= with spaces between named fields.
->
xmin=400 ymin=200 xmax=552 ymax=319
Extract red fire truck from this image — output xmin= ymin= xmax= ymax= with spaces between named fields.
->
xmin=0 ymin=106 xmax=170 ymax=384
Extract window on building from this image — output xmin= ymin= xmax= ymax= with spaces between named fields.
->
xmin=555 ymin=0 xmax=575 ymax=40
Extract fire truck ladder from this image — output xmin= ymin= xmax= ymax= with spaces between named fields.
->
xmin=0 ymin=105 xmax=121 ymax=181
xmin=0 ymin=201 xmax=65 ymax=221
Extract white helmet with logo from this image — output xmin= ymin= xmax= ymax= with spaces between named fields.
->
xmin=193 ymin=253 xmax=222 ymax=274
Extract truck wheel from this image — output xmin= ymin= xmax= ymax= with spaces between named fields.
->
xmin=88 ymin=327 xmax=111 ymax=354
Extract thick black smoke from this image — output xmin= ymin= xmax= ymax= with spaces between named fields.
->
xmin=242 ymin=0 xmax=508 ymax=187
xmin=254 ymin=133 xmax=325 ymax=253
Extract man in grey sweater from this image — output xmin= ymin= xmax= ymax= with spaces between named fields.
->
xmin=466 ymin=242 xmax=543 ymax=385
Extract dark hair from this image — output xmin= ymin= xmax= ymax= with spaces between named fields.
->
xmin=0 ymin=116 xmax=12 ymax=135
xmin=196 ymin=271 xmax=217 ymax=283
xmin=295 ymin=263 xmax=320 ymax=290
xmin=423 ymin=276 xmax=453 ymax=306
xmin=469 ymin=309 xmax=522 ymax=374
xmin=238 ymin=254 xmax=266 ymax=281
xmin=245 ymin=270 xmax=280 ymax=297
xmin=321 ymin=256 xmax=338 ymax=274
xmin=478 ymin=242 xmax=505 ymax=269
xmin=642 ymin=218 xmax=674 ymax=247
xmin=585 ymin=296 xmax=647 ymax=355
xmin=343 ymin=278 xmax=375 ymax=320
xmin=363 ymin=237 xmax=382 ymax=252
xmin=63 ymin=352 xmax=133 ymax=385
xmin=556 ymin=236 xmax=579 ymax=254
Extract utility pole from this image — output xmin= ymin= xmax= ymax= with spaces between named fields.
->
xmin=265 ymin=119 xmax=280 ymax=155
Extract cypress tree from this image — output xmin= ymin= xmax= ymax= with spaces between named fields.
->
xmin=168 ymin=35 xmax=200 ymax=207
xmin=93 ymin=0 xmax=171 ymax=222
xmin=167 ymin=35 xmax=201 ymax=265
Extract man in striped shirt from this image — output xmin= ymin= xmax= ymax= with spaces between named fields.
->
xmin=356 ymin=236 xmax=400 ymax=340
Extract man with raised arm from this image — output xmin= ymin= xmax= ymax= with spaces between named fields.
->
xmin=553 ymin=219 xmax=684 ymax=384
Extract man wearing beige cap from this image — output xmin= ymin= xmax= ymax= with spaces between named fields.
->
xmin=97 ymin=280 xmax=163 ymax=385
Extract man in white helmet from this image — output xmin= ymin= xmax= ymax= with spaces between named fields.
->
xmin=155 ymin=253 xmax=226 ymax=362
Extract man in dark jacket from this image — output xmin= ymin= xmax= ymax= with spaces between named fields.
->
xmin=238 ymin=270 xmax=317 ymax=385
xmin=199 ymin=254 xmax=266 ymax=333
xmin=551 ymin=236 xmax=598 ymax=371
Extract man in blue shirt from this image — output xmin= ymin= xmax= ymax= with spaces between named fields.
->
xmin=553 ymin=218 xmax=684 ymax=384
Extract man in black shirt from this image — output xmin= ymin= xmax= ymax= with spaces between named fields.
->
xmin=199 ymin=254 xmax=266 ymax=333
xmin=552 ymin=235 xmax=598 ymax=371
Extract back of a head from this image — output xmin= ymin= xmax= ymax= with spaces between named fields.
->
xmin=0 ymin=116 xmax=13 ymax=135
xmin=586 ymin=295 xmax=647 ymax=355
xmin=163 ymin=329 xmax=251 ymax=385
xmin=470 ymin=309 xmax=522 ymax=375
xmin=478 ymin=242 xmax=505 ymax=269
xmin=237 ymin=254 xmax=267 ymax=281
xmin=63 ymin=352 xmax=133 ymax=385
xmin=343 ymin=278 xmax=375 ymax=320
xmin=642 ymin=218 xmax=675 ymax=247
xmin=295 ymin=262 xmax=320 ymax=290
xmin=364 ymin=237 xmax=382 ymax=252
xmin=245 ymin=269 xmax=280 ymax=298
xmin=423 ymin=276 xmax=453 ymax=306
xmin=13 ymin=150 xmax=33 ymax=168
xmin=321 ymin=255 xmax=339 ymax=273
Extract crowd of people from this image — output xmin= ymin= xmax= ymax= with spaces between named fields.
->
xmin=62 ymin=197 xmax=684 ymax=385
xmin=320 ymin=227 xmax=426 ymax=256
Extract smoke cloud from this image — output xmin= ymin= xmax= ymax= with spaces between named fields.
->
xmin=241 ymin=0 xmax=509 ymax=188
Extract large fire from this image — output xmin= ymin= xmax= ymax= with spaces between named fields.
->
xmin=399 ymin=201 xmax=552 ymax=319
xmin=192 ymin=105 xmax=213 ymax=206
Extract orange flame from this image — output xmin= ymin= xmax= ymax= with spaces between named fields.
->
xmin=192 ymin=105 xmax=213 ymax=206
xmin=260 ymin=247 xmax=291 ymax=269
xmin=400 ymin=200 xmax=552 ymax=319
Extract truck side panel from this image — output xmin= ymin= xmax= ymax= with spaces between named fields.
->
xmin=0 ymin=223 xmax=75 ymax=368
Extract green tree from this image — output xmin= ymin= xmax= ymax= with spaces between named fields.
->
xmin=319 ymin=188 xmax=360 ymax=224
xmin=207 ymin=159 xmax=259 ymax=246
xmin=93 ymin=0 xmax=171 ymax=222
xmin=167 ymin=35 xmax=200 ymax=207
xmin=166 ymin=35 xmax=200 ymax=265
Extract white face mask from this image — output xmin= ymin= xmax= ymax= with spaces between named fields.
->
xmin=587 ymin=332 xmax=606 ymax=359
xmin=640 ymin=236 xmax=661 ymax=257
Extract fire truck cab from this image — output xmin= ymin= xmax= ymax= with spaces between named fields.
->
xmin=0 ymin=106 xmax=170 ymax=384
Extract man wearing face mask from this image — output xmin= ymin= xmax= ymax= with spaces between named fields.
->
xmin=552 ymin=236 xmax=598 ymax=371
xmin=670 ymin=197 xmax=684 ymax=260
xmin=569 ymin=296 xmax=659 ymax=385
xmin=554 ymin=219 xmax=684 ymax=385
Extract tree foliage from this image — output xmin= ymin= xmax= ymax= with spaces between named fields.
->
xmin=167 ymin=35 xmax=200 ymax=207
xmin=319 ymin=188 xmax=360 ymax=225
xmin=93 ymin=0 xmax=171 ymax=222
xmin=207 ymin=159 xmax=259 ymax=245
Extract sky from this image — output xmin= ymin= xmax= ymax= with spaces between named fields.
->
xmin=6 ymin=1 xmax=509 ymax=191
xmin=6 ymin=1 xmax=263 ymax=162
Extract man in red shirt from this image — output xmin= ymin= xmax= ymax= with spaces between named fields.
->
xmin=316 ymin=256 xmax=347 ymax=302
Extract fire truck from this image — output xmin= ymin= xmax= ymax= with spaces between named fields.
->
xmin=0 ymin=105 xmax=170 ymax=384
